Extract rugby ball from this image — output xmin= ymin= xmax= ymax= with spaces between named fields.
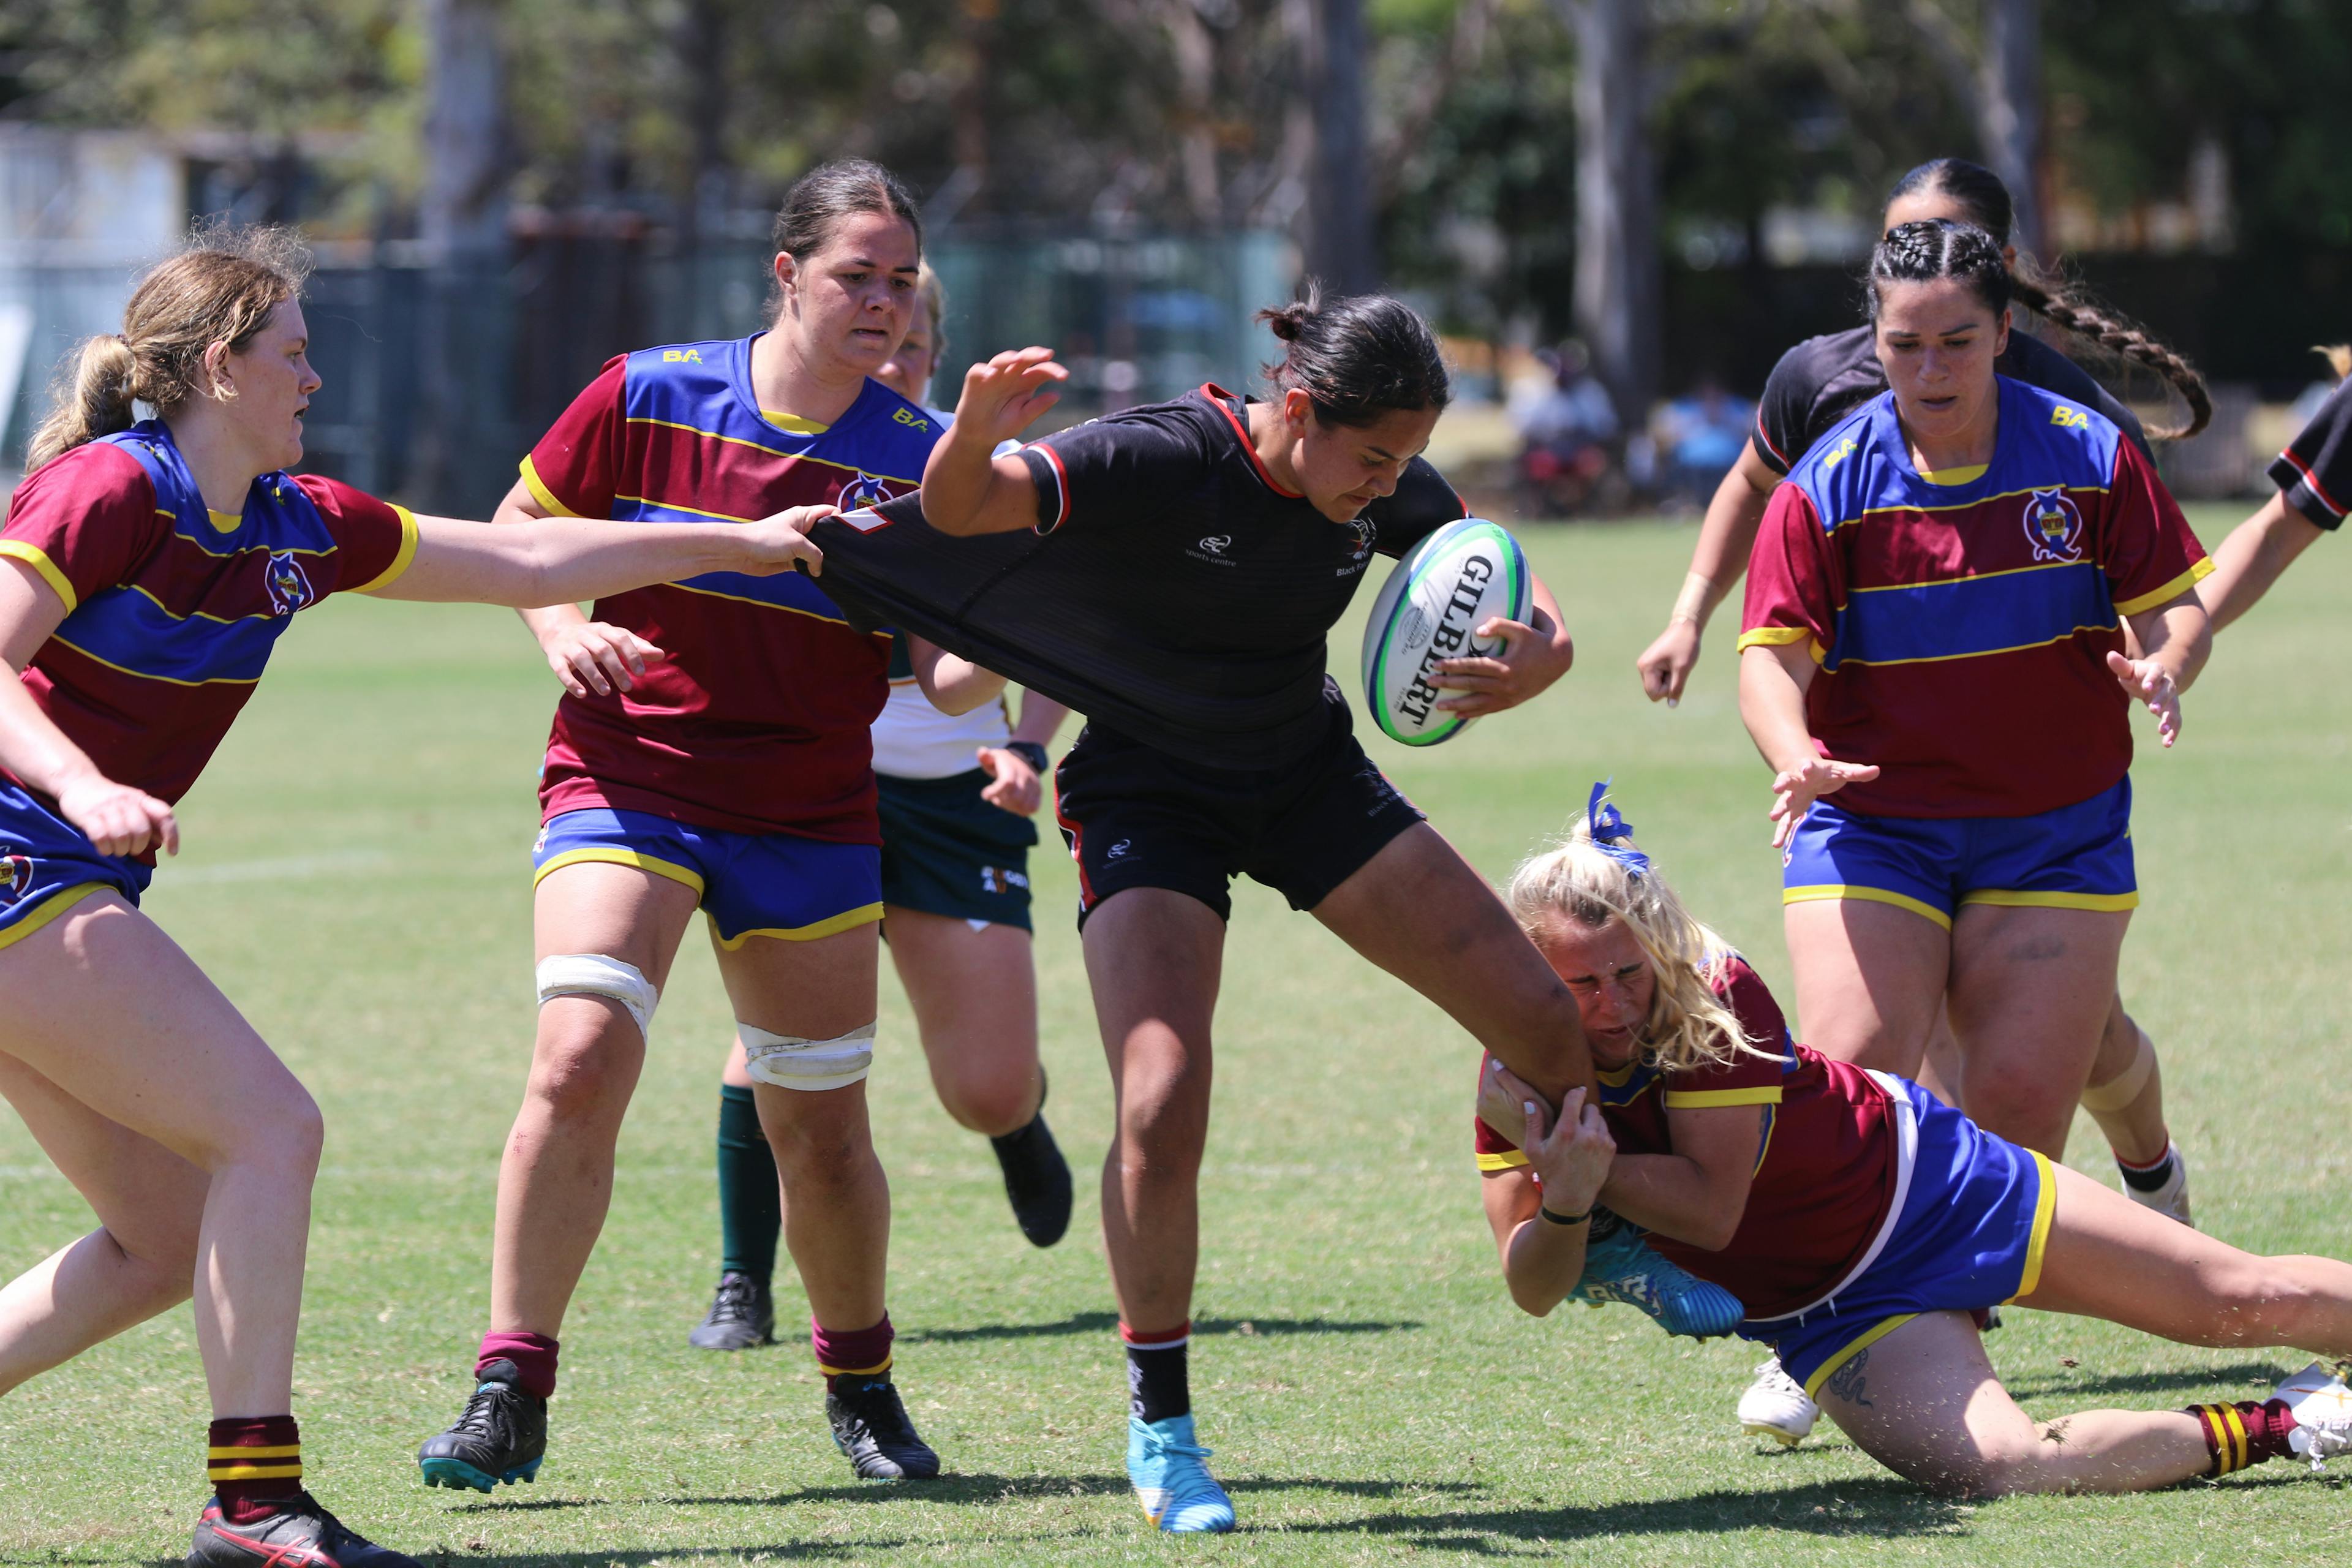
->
xmin=1360 ymin=517 xmax=1531 ymax=747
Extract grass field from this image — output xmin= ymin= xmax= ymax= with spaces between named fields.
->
xmin=4 ymin=510 xmax=2350 ymax=1566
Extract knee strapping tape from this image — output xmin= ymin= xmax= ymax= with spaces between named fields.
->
xmin=741 ymin=1020 xmax=876 ymax=1091
xmin=535 ymin=953 xmax=659 ymax=1040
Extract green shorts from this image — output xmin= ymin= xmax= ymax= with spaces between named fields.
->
xmin=876 ymin=768 xmax=1038 ymax=932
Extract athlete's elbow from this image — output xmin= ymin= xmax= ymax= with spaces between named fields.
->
xmin=1507 ymin=1279 xmax=1561 ymax=1318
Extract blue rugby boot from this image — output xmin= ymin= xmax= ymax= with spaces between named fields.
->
xmin=1127 ymin=1414 xmax=1235 ymax=1533
xmin=1574 ymin=1219 xmax=1743 ymax=1339
xmin=417 ymin=1360 xmax=546 ymax=1493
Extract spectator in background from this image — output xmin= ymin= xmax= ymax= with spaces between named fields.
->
xmin=1656 ymin=377 xmax=1755 ymax=509
xmin=1515 ymin=341 xmax=1619 ymax=516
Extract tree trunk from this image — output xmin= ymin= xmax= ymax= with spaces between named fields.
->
xmin=1977 ymin=0 xmax=2043 ymax=258
xmin=420 ymin=0 xmax=506 ymax=262
xmin=418 ymin=0 xmax=510 ymax=513
xmin=1305 ymin=0 xmax=1376 ymax=295
xmin=678 ymin=0 xmax=731 ymax=238
xmin=1563 ymin=0 xmax=1660 ymax=426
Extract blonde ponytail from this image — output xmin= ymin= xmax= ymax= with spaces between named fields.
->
xmin=26 ymin=334 xmax=141 ymax=472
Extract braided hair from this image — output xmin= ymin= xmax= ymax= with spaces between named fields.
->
xmin=1888 ymin=159 xmax=2211 ymax=440
xmin=1868 ymin=219 xmax=2014 ymax=322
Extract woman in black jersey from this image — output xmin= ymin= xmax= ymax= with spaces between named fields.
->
xmin=856 ymin=291 xmax=1743 ymax=1531
xmin=2199 ymin=347 xmax=2352 ymax=628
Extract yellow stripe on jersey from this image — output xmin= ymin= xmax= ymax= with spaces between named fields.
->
xmin=2005 ymin=1151 xmax=2060 ymax=1303
xmin=0 ymin=540 xmax=79 ymax=612
xmin=1662 ymin=1086 xmax=1784 ymax=1109
xmin=1475 ymin=1148 xmax=1531 ymax=1172
xmin=348 ymin=505 xmax=421 ymax=595
xmin=2113 ymin=556 xmax=2215 ymax=617
xmin=518 ymin=455 xmax=583 ymax=518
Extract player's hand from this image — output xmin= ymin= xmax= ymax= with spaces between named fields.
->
xmin=1477 ymin=1054 xmax=1545 ymax=1146
xmin=541 ymin=620 xmax=667 ymax=699
xmin=1768 ymin=755 xmax=1880 ymax=850
xmin=976 ymin=744 xmax=1044 ymax=816
xmin=1526 ymin=1085 xmax=1615 ymax=1215
xmin=1636 ymin=619 xmax=1702 ymax=706
xmin=55 ymin=771 xmax=178 ymax=859
xmin=1431 ymin=614 xmax=1574 ymax=717
xmin=735 ymin=505 xmax=832 ymax=578
xmin=2106 ymin=650 xmax=2182 ymax=747
xmin=953 ymin=347 xmax=1068 ymax=447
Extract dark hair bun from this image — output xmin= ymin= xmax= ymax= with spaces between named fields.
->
xmin=1258 ymin=282 xmax=1449 ymax=428
xmin=1255 ymin=301 xmax=1311 ymax=343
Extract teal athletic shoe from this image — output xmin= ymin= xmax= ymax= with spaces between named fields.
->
xmin=1575 ymin=1221 xmax=1743 ymax=1338
xmin=1127 ymin=1414 xmax=1235 ymax=1533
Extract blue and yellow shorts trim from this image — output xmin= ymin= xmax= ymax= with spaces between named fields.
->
xmin=1746 ymin=1079 xmax=2057 ymax=1398
xmin=532 ymin=807 xmax=882 ymax=948
xmin=0 ymin=782 xmax=153 ymax=951
xmin=1781 ymin=776 xmax=2136 ymax=930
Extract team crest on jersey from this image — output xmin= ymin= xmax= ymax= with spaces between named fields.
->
xmin=263 ymin=551 xmax=315 ymax=616
xmin=1338 ymin=517 xmax=1376 ymax=576
xmin=837 ymin=472 xmax=892 ymax=511
xmin=2021 ymin=487 xmax=2084 ymax=563
xmin=0 ymin=854 xmax=31 ymax=905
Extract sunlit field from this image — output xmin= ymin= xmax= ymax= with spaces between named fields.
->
xmin=4 ymin=508 xmax=2347 ymax=1565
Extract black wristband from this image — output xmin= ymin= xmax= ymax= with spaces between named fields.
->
xmin=1004 ymin=740 xmax=1050 ymax=773
xmin=1539 ymin=1204 xmax=1591 ymax=1227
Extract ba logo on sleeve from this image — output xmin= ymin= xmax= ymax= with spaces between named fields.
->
xmin=2050 ymin=404 xmax=2091 ymax=429
xmin=2021 ymin=488 xmax=2084 ymax=564
xmin=0 ymin=854 xmax=32 ymax=905
xmin=263 ymin=551 xmax=316 ymax=616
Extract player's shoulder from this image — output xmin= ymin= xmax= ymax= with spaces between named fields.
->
xmin=9 ymin=433 xmax=156 ymax=516
xmin=1766 ymin=326 xmax=1875 ymax=400
xmin=622 ymin=337 xmax=734 ymax=382
xmin=613 ymin=336 xmax=743 ymax=421
xmin=1781 ymin=394 xmax=1893 ymax=526
xmin=1992 ymin=374 xmax=2122 ymax=485
xmin=1039 ymin=384 xmax=1226 ymax=466
xmin=828 ymin=378 xmax=951 ymax=481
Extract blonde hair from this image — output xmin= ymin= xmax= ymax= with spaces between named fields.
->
xmin=2318 ymin=344 xmax=2351 ymax=382
xmin=913 ymin=263 xmax=948 ymax=356
xmin=1504 ymin=812 xmax=1762 ymax=1074
xmin=26 ymin=221 xmax=312 ymax=472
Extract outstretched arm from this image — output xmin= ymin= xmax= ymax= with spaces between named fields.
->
xmin=1739 ymin=639 xmax=1878 ymax=848
xmin=372 ymin=505 xmax=829 ymax=608
xmin=919 ymin=347 xmax=1069 ymax=536
xmin=1636 ymin=439 xmax=1780 ymax=705
xmin=2196 ymin=492 xmax=2326 ymax=633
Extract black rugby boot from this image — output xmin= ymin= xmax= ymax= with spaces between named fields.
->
xmin=417 ymin=1359 xmax=546 ymax=1493
xmin=990 ymin=1072 xmax=1074 ymax=1248
xmin=190 ymin=1492 xmax=418 ymax=1568
xmin=826 ymin=1376 xmax=942 ymax=1480
xmin=688 ymin=1270 xmax=775 ymax=1351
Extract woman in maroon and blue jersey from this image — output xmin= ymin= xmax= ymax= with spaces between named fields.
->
xmin=1473 ymin=801 xmax=2352 ymax=1497
xmin=415 ymin=161 xmax=967 ymax=1495
xmin=1737 ymin=219 xmax=2211 ymax=1166
xmin=0 ymin=227 xmax=825 ymax=1568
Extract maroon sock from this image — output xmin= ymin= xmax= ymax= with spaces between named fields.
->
xmin=2185 ymin=1398 xmax=2299 ymax=1474
xmin=476 ymin=1330 xmax=559 ymax=1400
xmin=812 ymin=1313 xmax=894 ymax=1392
xmin=208 ymin=1415 xmax=301 ymax=1525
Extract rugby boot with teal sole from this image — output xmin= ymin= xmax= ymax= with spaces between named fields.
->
xmin=1128 ymin=1414 xmax=1235 ymax=1534
xmin=417 ymin=1360 xmax=546 ymax=1493
xmin=1574 ymin=1220 xmax=1743 ymax=1339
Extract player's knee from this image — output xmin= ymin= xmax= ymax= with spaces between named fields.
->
xmin=741 ymin=1021 xmax=875 ymax=1095
xmin=536 ymin=954 xmax=658 ymax=1044
xmin=1961 ymin=1077 xmax=2065 ymax=1150
xmin=110 ymin=1226 xmax=198 ymax=1314
xmin=936 ymin=1069 xmax=1036 ymax=1137
xmin=214 ymin=1080 xmax=323 ymax=1178
xmin=763 ymin=1111 xmax=875 ymax=1191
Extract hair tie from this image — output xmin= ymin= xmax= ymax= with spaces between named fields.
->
xmin=1586 ymin=779 xmax=1651 ymax=879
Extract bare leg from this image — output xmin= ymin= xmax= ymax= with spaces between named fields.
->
xmin=1308 ymin=824 xmax=1593 ymax=1102
xmin=1916 ymin=1006 xmax=1963 ymax=1106
xmin=1814 ymin=1311 xmax=2213 ymax=1496
xmin=0 ymin=1049 xmax=206 ymax=1394
xmin=2082 ymin=998 xmax=2173 ymax=1167
xmin=0 ymin=894 xmax=322 ymax=1416
xmin=489 ymin=863 xmax=698 ymax=1336
xmin=886 ymin=908 xmax=1042 ymax=1136
xmin=1945 ymin=906 xmax=2128 ymax=1159
xmin=2019 ymin=1162 xmax=2352 ymax=1352
xmin=1083 ymin=889 xmax=1223 ymax=1335
xmin=1781 ymin=897 xmax=1949 ymax=1076
xmin=714 ymin=922 xmax=888 ymax=1332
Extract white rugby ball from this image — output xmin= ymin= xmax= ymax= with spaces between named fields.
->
xmin=1360 ymin=517 xmax=1532 ymax=747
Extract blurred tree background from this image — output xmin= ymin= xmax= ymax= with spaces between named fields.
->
xmin=2 ymin=0 xmax=2348 ymax=507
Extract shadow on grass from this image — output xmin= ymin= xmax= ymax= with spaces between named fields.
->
xmin=439 ymin=1495 xmax=614 ymax=1514
xmin=1281 ymin=1476 xmax=1966 ymax=1550
xmin=660 ymin=1472 xmax=1479 ymax=1509
xmin=900 ymin=1311 xmax=1422 ymax=1345
xmin=1998 ymin=1359 xmax=2288 ymax=1401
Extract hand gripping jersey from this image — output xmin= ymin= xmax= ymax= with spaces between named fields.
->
xmin=1738 ymin=377 xmax=2211 ymax=818
xmin=1473 ymin=954 xmax=1901 ymax=1320
xmin=2269 ymin=375 xmax=2352 ymax=531
xmin=808 ymin=385 xmax=1468 ymax=771
xmin=519 ymin=337 xmax=942 ymax=841
xmin=1752 ymin=325 xmax=2149 ymax=478
xmin=0 ymin=423 xmax=415 ymax=813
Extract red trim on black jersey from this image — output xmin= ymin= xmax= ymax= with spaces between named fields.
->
xmin=1032 ymin=440 xmax=1073 ymax=534
xmin=1752 ymin=409 xmax=1789 ymax=470
xmin=2279 ymin=446 xmax=2348 ymax=520
xmin=1201 ymin=383 xmax=1305 ymax=499
xmin=1052 ymin=764 xmax=1096 ymax=909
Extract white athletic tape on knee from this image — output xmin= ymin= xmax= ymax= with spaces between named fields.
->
xmin=535 ymin=954 xmax=659 ymax=1041
xmin=741 ymin=1020 xmax=876 ymax=1091
xmin=2079 ymin=1025 xmax=2157 ymax=1114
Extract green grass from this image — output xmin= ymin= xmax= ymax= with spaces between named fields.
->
xmin=4 ymin=508 xmax=2350 ymax=1565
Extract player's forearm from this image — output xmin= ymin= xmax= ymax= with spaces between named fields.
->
xmin=919 ymin=424 xmax=1012 ymax=536
xmin=1501 ymin=1216 xmax=1588 ymax=1317
xmin=1677 ymin=451 xmax=1776 ymax=628
xmin=1011 ymin=694 xmax=1071 ymax=748
xmin=2200 ymin=494 xmax=2324 ymax=633
xmin=519 ymin=603 xmax=590 ymax=643
xmin=1597 ymin=1153 xmax=1746 ymax=1253
xmin=912 ymin=639 xmax=1009 ymax=716
xmin=399 ymin=517 xmax=752 ymax=607
xmin=0 ymin=670 xmax=108 ymax=803
xmin=2125 ymin=596 xmax=2212 ymax=692
xmin=1738 ymin=645 xmax=1820 ymax=774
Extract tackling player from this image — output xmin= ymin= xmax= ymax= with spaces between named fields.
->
xmin=1635 ymin=159 xmax=2207 ymax=1241
xmin=415 ymin=160 xmax=955 ymax=1493
xmin=0 ymin=225 xmax=826 ymax=1568
xmin=684 ymin=265 xmax=1074 ymax=1355
xmin=820 ymin=288 xmax=1743 ymax=1531
xmin=2192 ymin=347 xmax=2352 ymax=629
xmin=1474 ymin=799 xmax=2352 ymax=1496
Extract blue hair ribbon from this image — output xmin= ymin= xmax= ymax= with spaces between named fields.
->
xmin=1586 ymin=779 xmax=1650 ymax=879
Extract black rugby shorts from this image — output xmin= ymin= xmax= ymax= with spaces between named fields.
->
xmin=1050 ymin=690 xmax=1426 ymax=927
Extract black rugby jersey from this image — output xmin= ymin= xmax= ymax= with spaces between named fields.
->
xmin=2267 ymin=377 xmax=2352 ymax=530
xmin=1753 ymin=325 xmax=2149 ymax=475
xmin=808 ymin=384 xmax=1468 ymax=769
